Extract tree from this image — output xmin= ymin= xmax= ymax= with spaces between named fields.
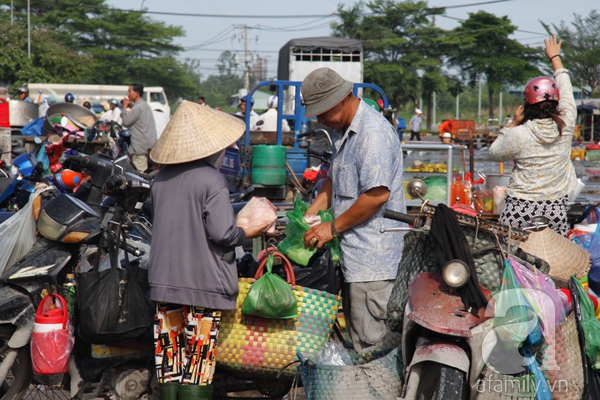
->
xmin=332 ymin=0 xmax=448 ymax=128
xmin=1 ymin=0 xmax=199 ymax=102
xmin=542 ymin=10 xmax=600 ymax=95
xmin=0 ymin=22 xmax=92 ymax=89
xmin=449 ymin=11 xmax=541 ymax=120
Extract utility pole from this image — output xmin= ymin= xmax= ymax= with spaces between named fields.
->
xmin=10 ymin=0 xmax=13 ymax=25
xmin=499 ymin=89 xmax=503 ymax=124
xmin=243 ymin=24 xmax=250 ymax=92
xmin=456 ymin=94 xmax=459 ymax=119
xmin=433 ymin=91 xmax=436 ymax=131
xmin=478 ymin=81 xmax=482 ymax=125
xmin=27 ymin=0 xmax=31 ymax=59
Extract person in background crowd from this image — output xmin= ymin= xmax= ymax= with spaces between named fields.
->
xmin=300 ymin=67 xmax=406 ymax=352
xmin=198 ymin=96 xmax=207 ymax=106
xmin=65 ymin=93 xmax=74 ymax=103
xmin=236 ymin=95 xmax=259 ymax=130
xmin=148 ymin=101 xmax=268 ymax=400
xmin=489 ymin=36 xmax=577 ymax=236
xmin=122 ymin=83 xmax=157 ymax=173
xmin=256 ymin=95 xmax=290 ymax=132
xmin=16 ymin=86 xmax=31 ymax=102
xmin=100 ymin=101 xmax=112 ymax=121
xmin=438 ymin=119 xmax=454 ymax=141
xmin=409 ymin=108 xmax=424 ymax=141
xmin=109 ymin=99 xmax=123 ymax=125
xmin=82 ymin=101 xmax=92 ymax=110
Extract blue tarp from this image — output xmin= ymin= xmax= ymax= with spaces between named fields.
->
xmin=20 ymin=117 xmax=44 ymax=136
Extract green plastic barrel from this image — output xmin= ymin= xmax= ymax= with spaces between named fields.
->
xmin=251 ymin=145 xmax=287 ymax=186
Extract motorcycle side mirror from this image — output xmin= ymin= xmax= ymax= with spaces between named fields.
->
xmin=60 ymin=116 xmax=69 ymax=128
xmin=30 ymin=161 xmax=45 ymax=181
xmin=256 ymin=120 xmax=264 ymax=126
xmin=34 ymin=136 xmax=43 ymax=145
xmin=406 ymin=179 xmax=428 ymax=201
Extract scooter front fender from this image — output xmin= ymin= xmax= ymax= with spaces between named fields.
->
xmin=408 ymin=337 xmax=470 ymax=374
xmin=0 ymin=286 xmax=35 ymax=348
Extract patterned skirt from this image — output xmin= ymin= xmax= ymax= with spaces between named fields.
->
xmin=500 ymin=195 xmax=569 ymax=236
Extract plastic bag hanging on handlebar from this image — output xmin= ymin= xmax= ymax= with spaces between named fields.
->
xmin=572 ymin=278 xmax=600 ymax=370
xmin=490 ymin=259 xmax=551 ymax=400
xmin=509 ymin=255 xmax=566 ymax=334
xmin=242 ymin=253 xmax=298 ymax=319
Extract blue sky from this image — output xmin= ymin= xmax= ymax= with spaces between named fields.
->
xmin=109 ymin=0 xmax=598 ymax=79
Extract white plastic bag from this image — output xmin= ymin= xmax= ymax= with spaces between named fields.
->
xmin=312 ymin=342 xmax=353 ymax=366
xmin=492 ymin=186 xmax=506 ymax=215
xmin=236 ymin=197 xmax=278 ymax=234
xmin=0 ymin=187 xmax=47 ymax=275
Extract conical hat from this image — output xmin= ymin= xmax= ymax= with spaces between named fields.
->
xmin=519 ymin=227 xmax=591 ymax=280
xmin=150 ymin=101 xmax=245 ymax=164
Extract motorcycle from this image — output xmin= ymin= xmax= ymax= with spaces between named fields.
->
xmin=298 ymin=129 xmax=332 ymax=204
xmin=384 ymin=180 xmax=553 ymax=400
xmin=0 ymin=154 xmax=153 ymax=399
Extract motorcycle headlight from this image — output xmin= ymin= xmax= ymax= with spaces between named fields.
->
xmin=442 ymin=260 xmax=470 ymax=289
xmin=9 ymin=165 xmax=20 ymax=179
xmin=37 ymin=209 xmax=67 ymax=240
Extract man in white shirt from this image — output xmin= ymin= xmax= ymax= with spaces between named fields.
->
xmin=235 ymin=95 xmax=259 ymax=130
xmin=256 ymin=95 xmax=290 ymax=132
xmin=109 ymin=99 xmax=123 ymax=125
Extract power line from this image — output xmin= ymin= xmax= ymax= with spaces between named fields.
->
xmin=110 ymin=0 xmax=514 ymax=19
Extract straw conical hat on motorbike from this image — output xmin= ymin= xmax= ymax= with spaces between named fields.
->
xmin=150 ymin=100 xmax=245 ymax=164
xmin=519 ymin=227 xmax=590 ymax=280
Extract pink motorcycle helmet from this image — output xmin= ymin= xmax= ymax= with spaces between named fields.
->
xmin=523 ymin=76 xmax=560 ymax=105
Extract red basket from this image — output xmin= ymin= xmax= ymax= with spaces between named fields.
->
xmin=0 ymin=99 xmax=9 ymax=128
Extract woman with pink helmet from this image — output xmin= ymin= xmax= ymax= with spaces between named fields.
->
xmin=489 ymin=36 xmax=577 ymax=235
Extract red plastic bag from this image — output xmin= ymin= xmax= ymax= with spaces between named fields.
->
xmin=30 ymin=294 xmax=75 ymax=375
xmin=31 ymin=329 xmax=74 ymax=374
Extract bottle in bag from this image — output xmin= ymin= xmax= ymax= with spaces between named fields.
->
xmin=63 ymin=274 xmax=77 ymax=325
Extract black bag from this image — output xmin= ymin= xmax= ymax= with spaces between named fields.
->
xmin=274 ymin=247 xmax=339 ymax=295
xmin=76 ymin=229 xmax=150 ymax=344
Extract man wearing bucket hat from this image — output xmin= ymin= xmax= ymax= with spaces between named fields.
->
xmin=148 ymin=101 xmax=268 ymax=399
xmin=300 ymin=67 xmax=406 ymax=352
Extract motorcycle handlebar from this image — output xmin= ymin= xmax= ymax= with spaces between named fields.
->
xmin=383 ymin=209 xmax=417 ymax=225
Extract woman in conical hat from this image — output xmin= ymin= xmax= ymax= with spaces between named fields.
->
xmin=148 ymin=101 xmax=267 ymax=395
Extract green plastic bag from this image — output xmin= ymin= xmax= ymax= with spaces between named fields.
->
xmin=278 ymin=198 xmax=340 ymax=267
xmin=241 ymin=254 xmax=298 ymax=319
xmin=573 ymin=278 xmax=600 ymax=370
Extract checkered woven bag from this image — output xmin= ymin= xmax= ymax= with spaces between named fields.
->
xmin=217 ymin=250 xmax=341 ymax=378
xmin=299 ymin=348 xmax=403 ymax=400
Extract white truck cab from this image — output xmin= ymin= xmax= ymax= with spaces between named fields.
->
xmin=26 ymin=84 xmax=170 ymax=115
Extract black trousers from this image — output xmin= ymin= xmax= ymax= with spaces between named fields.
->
xmin=410 ymin=130 xmax=421 ymax=141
